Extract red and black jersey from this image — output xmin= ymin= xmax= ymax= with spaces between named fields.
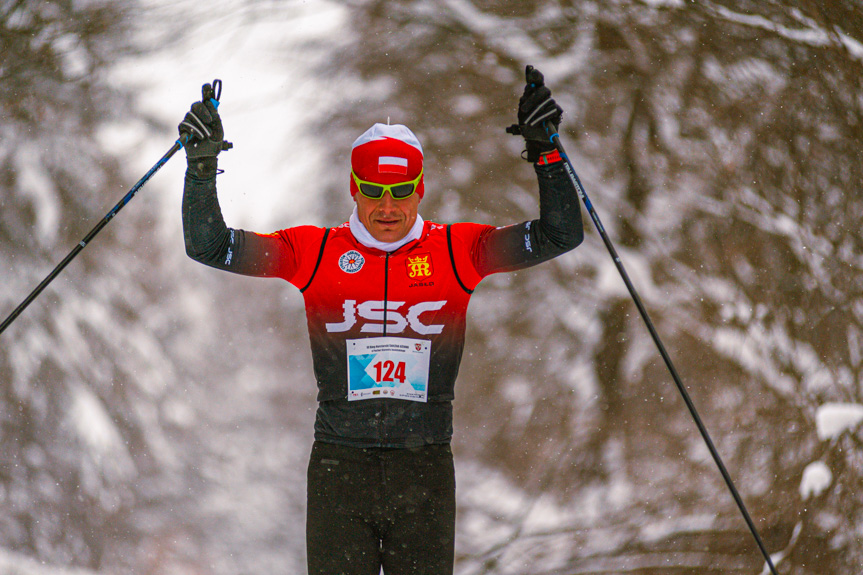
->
xmin=182 ymin=161 xmax=583 ymax=447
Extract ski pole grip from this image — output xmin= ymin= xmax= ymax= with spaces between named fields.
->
xmin=525 ymin=64 xmax=543 ymax=87
xmin=202 ymin=79 xmax=223 ymax=109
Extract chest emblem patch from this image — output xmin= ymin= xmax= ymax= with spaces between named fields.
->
xmin=406 ymin=253 xmax=433 ymax=279
xmin=339 ymin=250 xmax=365 ymax=273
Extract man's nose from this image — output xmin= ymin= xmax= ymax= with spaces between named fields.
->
xmin=378 ymin=192 xmax=396 ymax=209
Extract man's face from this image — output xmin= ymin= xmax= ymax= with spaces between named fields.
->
xmin=354 ymin=190 xmax=421 ymax=243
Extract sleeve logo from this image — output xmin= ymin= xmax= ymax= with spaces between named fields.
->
xmin=406 ymin=253 xmax=433 ymax=279
xmin=339 ymin=250 xmax=365 ymax=273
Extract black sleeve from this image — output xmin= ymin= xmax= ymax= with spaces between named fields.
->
xmin=182 ymin=168 xmax=291 ymax=277
xmin=473 ymin=160 xmax=584 ymax=276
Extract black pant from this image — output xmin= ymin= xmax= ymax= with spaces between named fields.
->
xmin=306 ymin=441 xmax=456 ymax=575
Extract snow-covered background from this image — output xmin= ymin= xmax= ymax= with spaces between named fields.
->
xmin=2 ymin=1 xmax=862 ymax=574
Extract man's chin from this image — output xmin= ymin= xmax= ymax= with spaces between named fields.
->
xmin=370 ymin=226 xmax=406 ymax=243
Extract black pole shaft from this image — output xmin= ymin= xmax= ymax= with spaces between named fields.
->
xmin=551 ymin=132 xmax=778 ymax=575
xmin=0 ymin=136 xmax=188 ymax=335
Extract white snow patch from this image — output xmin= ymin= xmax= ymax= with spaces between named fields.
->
xmin=446 ymin=156 xmax=475 ymax=186
xmin=594 ymin=247 xmax=658 ymax=301
xmin=799 ymin=461 xmax=832 ymax=500
xmin=451 ymin=93 xmax=485 ymax=117
xmin=15 ymin=143 xmax=60 ymax=243
xmin=521 ymin=494 xmax=573 ymax=531
xmin=815 ymin=402 xmax=863 ymax=440
xmin=640 ymin=514 xmax=717 ymax=543
xmin=0 ymin=548 xmax=97 ymax=575
xmin=70 ymin=384 xmax=127 ymax=457
xmin=501 ymin=377 xmax=535 ymax=426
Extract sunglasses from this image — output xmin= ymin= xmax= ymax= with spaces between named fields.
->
xmin=352 ymin=169 xmax=423 ymax=200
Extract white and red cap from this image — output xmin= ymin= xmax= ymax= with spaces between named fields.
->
xmin=350 ymin=123 xmax=424 ymax=198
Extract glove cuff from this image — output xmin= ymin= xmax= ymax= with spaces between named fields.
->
xmin=524 ymin=140 xmax=556 ymax=163
xmin=187 ymin=156 xmax=218 ymax=179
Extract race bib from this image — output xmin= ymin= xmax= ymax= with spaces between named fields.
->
xmin=347 ymin=337 xmax=431 ymax=402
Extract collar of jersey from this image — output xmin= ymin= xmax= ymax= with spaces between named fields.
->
xmin=349 ymin=206 xmax=425 ymax=253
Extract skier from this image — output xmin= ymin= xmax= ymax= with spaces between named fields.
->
xmin=178 ymin=66 xmax=583 ymax=575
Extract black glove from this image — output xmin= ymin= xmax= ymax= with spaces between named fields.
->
xmin=515 ymin=65 xmax=563 ymax=162
xmin=178 ymin=81 xmax=232 ymax=168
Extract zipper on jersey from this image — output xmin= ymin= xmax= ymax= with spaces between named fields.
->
xmin=378 ymin=252 xmax=391 ymax=444
xmin=383 ymin=252 xmax=390 ymax=336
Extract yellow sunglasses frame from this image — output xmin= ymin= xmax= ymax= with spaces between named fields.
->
xmin=351 ymin=168 xmax=423 ymax=200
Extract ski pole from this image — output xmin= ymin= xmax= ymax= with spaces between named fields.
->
xmin=0 ymin=135 xmax=187 ymax=334
xmin=561 ymin=129 xmax=778 ymax=574
xmin=507 ymin=115 xmax=778 ymax=573
xmin=0 ymin=79 xmax=223 ymax=335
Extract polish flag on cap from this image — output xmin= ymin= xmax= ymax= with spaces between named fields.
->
xmin=378 ymin=156 xmax=409 ymax=175
xmin=350 ymin=123 xmax=424 ymax=198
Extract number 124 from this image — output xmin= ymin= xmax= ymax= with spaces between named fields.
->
xmin=373 ymin=360 xmax=407 ymax=384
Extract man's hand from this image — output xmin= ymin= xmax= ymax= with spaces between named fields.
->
xmin=178 ymin=82 xmax=232 ymax=161
xmin=516 ymin=65 xmax=563 ymax=162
